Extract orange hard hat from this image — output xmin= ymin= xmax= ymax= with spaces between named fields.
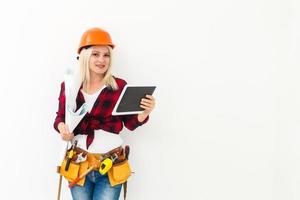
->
xmin=77 ymin=27 xmax=115 ymax=54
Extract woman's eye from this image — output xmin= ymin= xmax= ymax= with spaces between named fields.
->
xmin=105 ymin=54 xmax=110 ymax=57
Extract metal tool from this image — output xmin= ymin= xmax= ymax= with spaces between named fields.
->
xmin=65 ymin=140 xmax=78 ymax=171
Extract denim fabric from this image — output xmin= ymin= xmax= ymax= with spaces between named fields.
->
xmin=70 ymin=170 xmax=122 ymax=200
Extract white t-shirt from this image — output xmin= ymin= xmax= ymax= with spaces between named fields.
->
xmin=73 ymin=86 xmax=123 ymax=153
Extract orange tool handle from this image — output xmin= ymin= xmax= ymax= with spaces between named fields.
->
xmin=68 ymin=177 xmax=81 ymax=188
xmin=68 ymin=167 xmax=94 ymax=188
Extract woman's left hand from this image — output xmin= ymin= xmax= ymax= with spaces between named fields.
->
xmin=137 ymin=95 xmax=155 ymax=122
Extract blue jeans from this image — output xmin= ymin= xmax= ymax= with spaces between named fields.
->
xmin=70 ymin=170 xmax=122 ymax=200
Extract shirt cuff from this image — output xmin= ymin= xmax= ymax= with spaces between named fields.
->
xmin=54 ymin=118 xmax=64 ymax=133
xmin=135 ymin=114 xmax=149 ymax=126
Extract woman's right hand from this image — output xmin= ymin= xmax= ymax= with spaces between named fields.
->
xmin=58 ymin=122 xmax=74 ymax=141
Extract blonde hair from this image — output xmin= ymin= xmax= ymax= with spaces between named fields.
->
xmin=78 ymin=46 xmax=118 ymax=91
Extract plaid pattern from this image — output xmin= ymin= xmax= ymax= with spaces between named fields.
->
xmin=54 ymin=77 xmax=149 ymax=148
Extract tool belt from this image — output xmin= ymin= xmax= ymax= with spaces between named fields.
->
xmin=57 ymin=146 xmax=131 ymax=187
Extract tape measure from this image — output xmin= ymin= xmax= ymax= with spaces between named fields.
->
xmin=99 ymin=158 xmax=113 ymax=175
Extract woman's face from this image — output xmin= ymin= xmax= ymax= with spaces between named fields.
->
xmin=89 ymin=45 xmax=110 ymax=77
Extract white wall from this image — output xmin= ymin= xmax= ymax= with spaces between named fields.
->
xmin=0 ymin=0 xmax=299 ymax=199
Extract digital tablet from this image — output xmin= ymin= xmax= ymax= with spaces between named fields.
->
xmin=112 ymin=85 xmax=156 ymax=115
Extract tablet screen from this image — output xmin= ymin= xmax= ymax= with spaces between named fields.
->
xmin=112 ymin=85 xmax=156 ymax=115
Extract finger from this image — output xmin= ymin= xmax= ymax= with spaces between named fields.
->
xmin=62 ymin=133 xmax=73 ymax=141
xmin=63 ymin=137 xmax=71 ymax=142
xmin=61 ymin=134 xmax=67 ymax=141
xmin=145 ymin=95 xmax=154 ymax=99
xmin=141 ymin=98 xmax=154 ymax=104
xmin=140 ymin=105 xmax=152 ymax=111
xmin=140 ymin=104 xmax=147 ymax=108
xmin=140 ymin=107 xmax=152 ymax=115
xmin=141 ymin=100 xmax=152 ymax=105
xmin=62 ymin=132 xmax=69 ymax=137
xmin=61 ymin=132 xmax=71 ymax=141
xmin=141 ymin=101 xmax=155 ymax=107
xmin=61 ymin=132 xmax=67 ymax=137
xmin=140 ymin=102 xmax=153 ymax=108
xmin=141 ymin=98 xmax=155 ymax=106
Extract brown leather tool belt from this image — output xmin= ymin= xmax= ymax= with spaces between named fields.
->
xmin=70 ymin=146 xmax=126 ymax=165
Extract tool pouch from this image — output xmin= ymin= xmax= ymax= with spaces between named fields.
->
xmin=108 ymin=159 xmax=131 ymax=186
xmin=59 ymin=158 xmax=89 ymax=186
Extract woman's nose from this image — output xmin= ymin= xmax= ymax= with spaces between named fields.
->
xmin=97 ymin=55 xmax=105 ymax=62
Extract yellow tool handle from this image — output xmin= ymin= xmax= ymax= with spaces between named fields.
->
xmin=68 ymin=150 xmax=74 ymax=158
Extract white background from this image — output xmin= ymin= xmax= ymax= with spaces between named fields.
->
xmin=0 ymin=0 xmax=299 ymax=199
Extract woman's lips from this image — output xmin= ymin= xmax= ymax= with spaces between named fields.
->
xmin=96 ymin=65 xmax=105 ymax=68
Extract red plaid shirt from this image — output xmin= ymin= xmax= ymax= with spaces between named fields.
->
xmin=54 ymin=77 xmax=149 ymax=148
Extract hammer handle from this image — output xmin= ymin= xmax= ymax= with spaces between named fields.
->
xmin=68 ymin=167 xmax=94 ymax=188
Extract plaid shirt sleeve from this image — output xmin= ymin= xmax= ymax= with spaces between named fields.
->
xmin=121 ymin=114 xmax=149 ymax=131
xmin=53 ymin=82 xmax=65 ymax=133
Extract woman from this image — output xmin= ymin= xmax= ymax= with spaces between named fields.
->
xmin=54 ymin=27 xmax=155 ymax=200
